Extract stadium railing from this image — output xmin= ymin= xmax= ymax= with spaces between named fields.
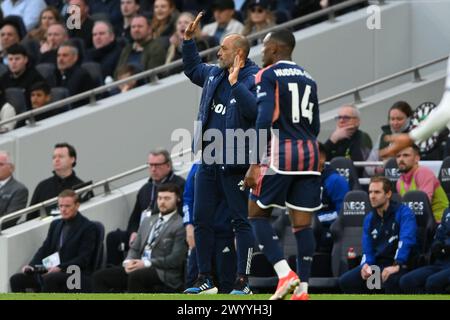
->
xmin=0 ymin=148 xmax=193 ymax=233
xmin=0 ymin=0 xmax=381 ymax=129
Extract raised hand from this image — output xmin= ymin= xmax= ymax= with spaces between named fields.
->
xmin=184 ymin=11 xmax=204 ymax=40
xmin=228 ymin=54 xmax=244 ymax=85
xmin=379 ymin=133 xmax=414 ymax=158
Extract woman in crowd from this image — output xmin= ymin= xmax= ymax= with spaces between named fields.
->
xmin=242 ymin=0 xmax=275 ymax=44
xmin=26 ymin=7 xmax=62 ymax=44
xmin=365 ymin=101 xmax=413 ymax=176
xmin=151 ymin=0 xmax=179 ymax=47
xmin=164 ymin=12 xmax=209 ymax=77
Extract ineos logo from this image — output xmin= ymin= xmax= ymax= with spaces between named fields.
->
xmin=404 ymin=201 xmax=424 ymax=215
xmin=336 ymin=168 xmax=350 ymax=180
xmin=440 ymin=168 xmax=450 ymax=181
xmin=385 ymin=168 xmax=400 ymax=179
xmin=343 ymin=201 xmax=366 ymax=215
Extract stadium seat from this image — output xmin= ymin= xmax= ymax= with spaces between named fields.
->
xmin=50 ymin=87 xmax=70 ymax=103
xmin=92 ymin=221 xmax=105 ymax=271
xmin=4 ymin=87 xmax=27 ymax=115
xmin=309 ymin=190 xmax=370 ymax=290
xmin=82 ymin=62 xmax=104 ymax=87
xmin=401 ymin=190 xmax=437 ymax=255
xmin=438 ymin=156 xmax=450 ymax=199
xmin=329 ymin=157 xmax=362 ymax=190
xmin=35 ymin=63 xmax=56 ymax=87
xmin=383 ymin=157 xmax=400 ymax=193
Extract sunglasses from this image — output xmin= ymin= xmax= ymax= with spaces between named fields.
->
xmin=250 ymin=7 xmax=265 ymax=13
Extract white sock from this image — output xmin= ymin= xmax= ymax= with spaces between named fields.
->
xmin=274 ymin=260 xmax=291 ymax=278
xmin=298 ymin=282 xmax=308 ymax=293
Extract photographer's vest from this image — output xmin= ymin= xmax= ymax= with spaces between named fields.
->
xmin=399 ymin=176 xmax=448 ymax=222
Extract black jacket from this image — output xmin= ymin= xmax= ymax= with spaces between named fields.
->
xmin=54 ymin=64 xmax=96 ymax=108
xmin=0 ymin=68 xmax=45 ymax=110
xmin=29 ymin=171 xmax=88 ymax=219
xmin=127 ymin=172 xmax=185 ymax=233
xmin=85 ymin=40 xmax=123 ymax=78
xmin=29 ymin=212 xmax=97 ymax=273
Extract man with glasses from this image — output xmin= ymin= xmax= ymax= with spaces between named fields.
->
xmin=323 ymin=104 xmax=372 ymax=174
xmin=105 ymin=149 xmax=185 ymax=266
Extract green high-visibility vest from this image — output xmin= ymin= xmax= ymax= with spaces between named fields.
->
xmin=399 ymin=177 xmax=448 ymax=221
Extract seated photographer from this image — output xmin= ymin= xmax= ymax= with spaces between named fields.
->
xmin=400 ymin=208 xmax=450 ymax=294
xmin=9 ymin=190 xmax=97 ymax=293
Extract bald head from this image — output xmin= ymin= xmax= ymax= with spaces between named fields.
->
xmin=218 ymin=34 xmax=250 ymax=69
xmin=226 ymin=34 xmax=250 ymax=58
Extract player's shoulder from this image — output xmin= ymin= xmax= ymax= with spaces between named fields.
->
xmin=255 ymin=64 xmax=276 ymax=83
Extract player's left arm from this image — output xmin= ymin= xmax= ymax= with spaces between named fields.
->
xmin=244 ymin=70 xmax=275 ymax=189
xmin=231 ymin=79 xmax=258 ymax=121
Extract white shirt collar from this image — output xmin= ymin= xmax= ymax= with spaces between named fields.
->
xmin=159 ymin=210 xmax=177 ymax=223
xmin=0 ymin=176 xmax=12 ymax=188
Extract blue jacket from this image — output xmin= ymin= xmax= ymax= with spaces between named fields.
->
xmin=182 ymin=163 xmax=233 ymax=236
xmin=317 ymin=166 xmax=349 ymax=226
xmin=182 ymin=39 xmax=259 ymax=163
xmin=361 ymin=201 xmax=417 ymax=265
xmin=432 ymin=208 xmax=450 ymax=261
xmin=434 ymin=208 xmax=450 ymax=246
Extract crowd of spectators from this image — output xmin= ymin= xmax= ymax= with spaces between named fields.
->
xmin=2 ymin=0 xmax=449 ymax=295
xmin=0 ymin=0 xmax=365 ymax=132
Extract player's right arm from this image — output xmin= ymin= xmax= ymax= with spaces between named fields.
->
xmin=182 ymin=11 xmax=215 ymax=87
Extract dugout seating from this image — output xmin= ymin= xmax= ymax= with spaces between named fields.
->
xmin=309 ymin=190 xmax=370 ymax=290
xmin=329 ymin=157 xmax=362 ymax=191
xmin=4 ymin=87 xmax=27 ymax=116
xmin=383 ymin=157 xmax=401 ymax=193
xmin=401 ymin=190 xmax=437 ymax=255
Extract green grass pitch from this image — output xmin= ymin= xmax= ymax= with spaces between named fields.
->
xmin=0 ymin=293 xmax=449 ymax=300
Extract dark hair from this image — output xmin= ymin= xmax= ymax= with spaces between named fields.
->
xmin=369 ymin=176 xmax=392 ymax=194
xmin=132 ymin=14 xmax=151 ymax=26
xmin=30 ymin=81 xmax=51 ymax=95
xmin=157 ymin=183 xmax=181 ymax=199
xmin=389 ymin=101 xmax=413 ymax=118
xmin=411 ymin=144 xmax=420 ymax=155
xmin=6 ymin=43 xmax=28 ymax=57
xmin=269 ymin=29 xmax=295 ymax=52
xmin=58 ymin=189 xmax=80 ymax=203
xmin=54 ymin=142 xmax=77 ymax=167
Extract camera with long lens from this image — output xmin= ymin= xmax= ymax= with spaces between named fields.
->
xmin=24 ymin=265 xmax=47 ymax=275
